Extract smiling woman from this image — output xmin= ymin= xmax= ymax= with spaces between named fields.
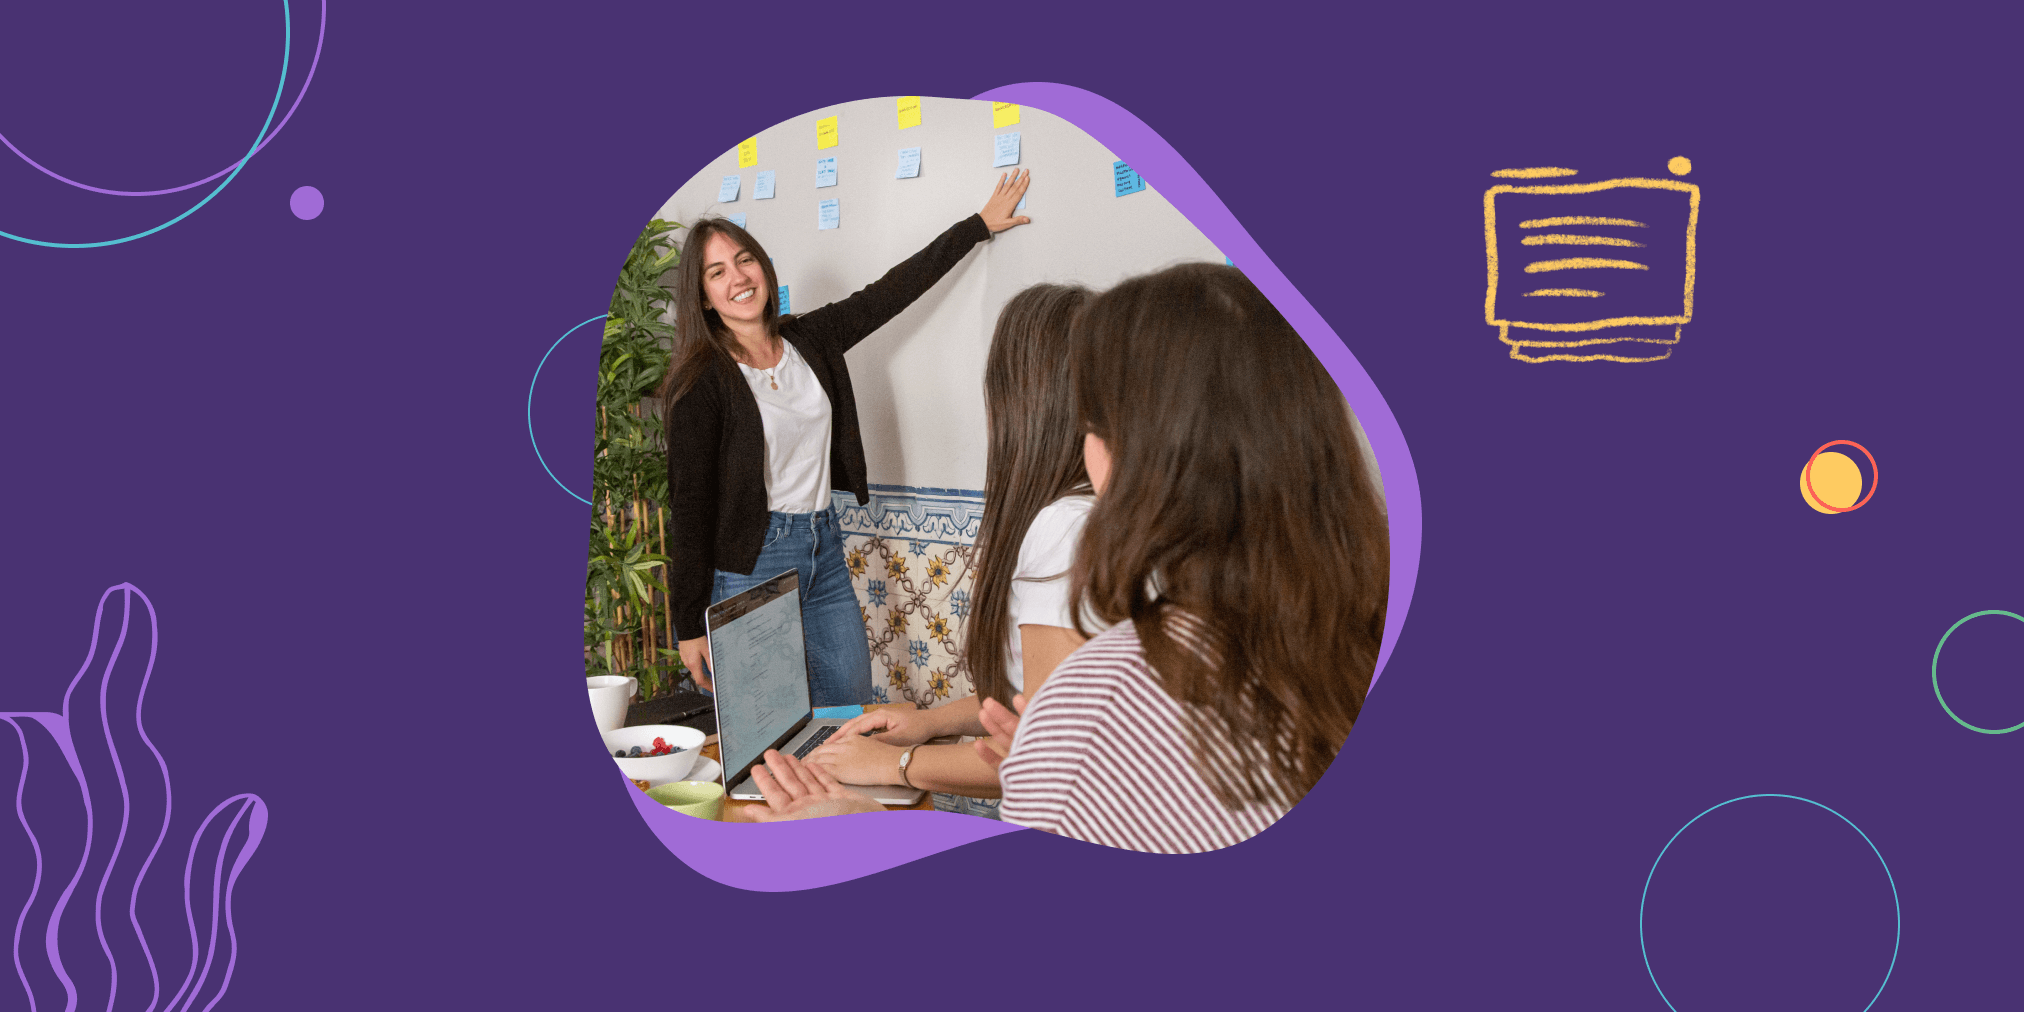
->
xmin=658 ymin=173 xmax=1033 ymax=705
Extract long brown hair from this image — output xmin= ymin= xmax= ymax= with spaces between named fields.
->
xmin=656 ymin=217 xmax=786 ymax=408
xmin=964 ymin=284 xmax=1094 ymax=708
xmin=1069 ymin=263 xmax=1389 ymax=810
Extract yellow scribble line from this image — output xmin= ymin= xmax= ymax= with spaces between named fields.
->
xmin=1498 ymin=325 xmax=1682 ymax=349
xmin=1521 ymin=234 xmax=1647 ymax=248
xmin=1491 ymin=167 xmax=1578 ymax=178
xmin=1524 ymin=258 xmax=1647 ymax=273
xmin=1484 ymin=177 xmax=1699 ymax=333
xmin=1523 ymin=288 xmax=1603 ymax=297
xmin=1518 ymin=216 xmax=1648 ymax=229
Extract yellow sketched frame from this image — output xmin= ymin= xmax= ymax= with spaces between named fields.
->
xmin=1484 ymin=177 xmax=1700 ymax=363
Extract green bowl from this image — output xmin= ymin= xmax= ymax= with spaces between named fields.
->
xmin=647 ymin=780 xmax=725 ymax=821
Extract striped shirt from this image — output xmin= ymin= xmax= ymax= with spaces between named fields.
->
xmin=998 ymin=620 xmax=1293 ymax=853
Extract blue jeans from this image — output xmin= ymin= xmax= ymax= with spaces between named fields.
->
xmin=711 ymin=505 xmax=873 ymax=708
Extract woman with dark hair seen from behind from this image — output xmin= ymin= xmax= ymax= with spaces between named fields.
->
xmin=799 ymin=283 xmax=1096 ymax=797
xmin=745 ymin=263 xmax=1389 ymax=854
xmin=661 ymin=172 xmax=1032 ymax=706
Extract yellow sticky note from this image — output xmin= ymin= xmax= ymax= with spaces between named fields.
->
xmin=897 ymin=96 xmax=921 ymax=130
xmin=816 ymin=116 xmax=838 ymax=149
xmin=992 ymin=102 xmax=1019 ymax=128
xmin=737 ymin=137 xmax=757 ymax=167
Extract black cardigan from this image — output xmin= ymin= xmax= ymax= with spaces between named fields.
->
xmin=664 ymin=213 xmax=993 ymax=640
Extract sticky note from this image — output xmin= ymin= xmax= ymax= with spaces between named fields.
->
xmin=1017 ymin=193 xmax=1026 ymax=212
xmin=778 ymin=285 xmax=790 ymax=314
xmin=1225 ymin=257 xmax=1234 ymax=266
xmin=1113 ymin=160 xmax=1146 ymax=197
xmin=993 ymin=132 xmax=1020 ymax=168
xmin=738 ymin=137 xmax=757 ymax=167
xmin=816 ymin=115 xmax=838 ymax=149
xmin=728 ymin=213 xmax=746 ymax=228
xmin=813 ymin=705 xmax=864 ymax=720
xmin=897 ymin=96 xmax=921 ymax=130
xmin=816 ymin=156 xmax=836 ymax=188
xmin=992 ymin=102 xmax=1019 ymax=128
xmin=754 ymin=170 xmax=776 ymax=199
xmin=718 ymin=174 xmax=740 ymax=202
xmin=818 ymin=198 xmax=838 ymax=230
xmin=896 ymin=147 xmax=920 ymax=179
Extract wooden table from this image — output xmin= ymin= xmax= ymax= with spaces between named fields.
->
xmin=701 ymin=702 xmax=935 ymax=822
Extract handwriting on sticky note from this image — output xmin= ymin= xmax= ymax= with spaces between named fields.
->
xmin=738 ymin=138 xmax=757 ymax=168
xmin=728 ymin=213 xmax=746 ymax=229
xmin=992 ymin=102 xmax=1019 ymax=128
xmin=897 ymin=147 xmax=921 ymax=179
xmin=1113 ymin=161 xmax=1146 ymax=197
xmin=818 ymin=199 xmax=838 ymax=231
xmin=816 ymin=116 xmax=838 ymax=149
xmin=897 ymin=97 xmax=921 ymax=130
xmin=993 ymin=132 xmax=1020 ymax=168
xmin=718 ymin=175 xmax=740 ymax=202
xmin=778 ymin=285 xmax=789 ymax=314
xmin=816 ymin=157 xmax=836 ymax=188
xmin=754 ymin=170 xmax=775 ymax=200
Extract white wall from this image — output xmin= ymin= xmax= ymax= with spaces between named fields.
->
xmin=650 ymin=96 xmax=1226 ymax=491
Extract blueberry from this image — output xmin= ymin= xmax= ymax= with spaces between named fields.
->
xmin=615 ymin=749 xmax=626 ymax=758
xmin=629 ymin=746 xmax=643 ymax=757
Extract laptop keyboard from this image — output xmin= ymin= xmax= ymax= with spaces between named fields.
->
xmin=792 ymin=725 xmax=837 ymax=759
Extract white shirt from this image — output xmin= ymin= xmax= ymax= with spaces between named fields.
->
xmin=1005 ymin=494 xmax=1098 ymax=695
xmin=735 ymin=341 xmax=832 ymax=513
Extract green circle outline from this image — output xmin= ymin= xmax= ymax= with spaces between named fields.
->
xmin=1931 ymin=610 xmax=2024 ymax=734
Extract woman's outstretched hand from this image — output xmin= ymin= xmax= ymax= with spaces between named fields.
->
xmin=748 ymin=749 xmax=884 ymax=822
xmin=974 ymin=693 xmax=1027 ymax=771
xmin=980 ymin=170 xmax=1032 ymax=233
xmin=676 ymin=636 xmax=714 ymax=693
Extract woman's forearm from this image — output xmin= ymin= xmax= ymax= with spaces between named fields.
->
xmin=903 ymin=740 xmax=1004 ymax=798
xmin=922 ymin=695 xmax=986 ymax=738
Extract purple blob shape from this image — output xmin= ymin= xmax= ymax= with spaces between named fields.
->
xmin=620 ymin=84 xmax=1425 ymax=892
xmin=289 ymin=186 xmax=323 ymax=221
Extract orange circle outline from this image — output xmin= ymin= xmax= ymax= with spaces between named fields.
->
xmin=1803 ymin=440 xmax=1877 ymax=514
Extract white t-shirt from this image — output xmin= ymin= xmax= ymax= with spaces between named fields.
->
xmin=736 ymin=341 xmax=832 ymax=513
xmin=1004 ymin=494 xmax=1097 ymax=695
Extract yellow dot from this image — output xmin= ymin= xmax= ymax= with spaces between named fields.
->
xmin=1668 ymin=156 xmax=1693 ymax=176
xmin=1800 ymin=451 xmax=1861 ymax=513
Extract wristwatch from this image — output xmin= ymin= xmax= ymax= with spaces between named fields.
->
xmin=897 ymin=745 xmax=919 ymax=789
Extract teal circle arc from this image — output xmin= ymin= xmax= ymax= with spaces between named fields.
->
xmin=0 ymin=0 xmax=291 ymax=248
xmin=527 ymin=315 xmax=606 ymax=506
xmin=1931 ymin=610 xmax=2024 ymax=734
xmin=1638 ymin=793 xmax=1900 ymax=1012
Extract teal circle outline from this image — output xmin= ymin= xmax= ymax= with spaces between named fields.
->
xmin=1639 ymin=793 xmax=1900 ymax=1012
xmin=0 ymin=1 xmax=291 ymax=248
xmin=527 ymin=315 xmax=606 ymax=506
xmin=1931 ymin=610 xmax=2024 ymax=734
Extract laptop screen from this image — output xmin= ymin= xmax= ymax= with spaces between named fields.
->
xmin=705 ymin=570 xmax=811 ymax=786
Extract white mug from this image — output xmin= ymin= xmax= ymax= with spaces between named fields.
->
xmin=586 ymin=675 xmax=635 ymax=733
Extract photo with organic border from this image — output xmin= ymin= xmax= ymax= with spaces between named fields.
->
xmin=582 ymin=97 xmax=1388 ymax=853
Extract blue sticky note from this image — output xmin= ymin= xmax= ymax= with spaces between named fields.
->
xmin=718 ymin=174 xmax=740 ymax=202
xmin=993 ymin=132 xmax=1020 ymax=168
xmin=818 ymin=198 xmax=838 ymax=230
xmin=1017 ymin=193 xmax=1026 ymax=212
xmin=812 ymin=705 xmax=863 ymax=720
xmin=778 ymin=285 xmax=789 ymax=314
xmin=1225 ymin=257 xmax=1233 ymax=266
xmin=728 ymin=213 xmax=746 ymax=228
xmin=816 ymin=156 xmax=837 ymax=188
xmin=896 ymin=146 xmax=921 ymax=179
xmin=1113 ymin=160 xmax=1146 ymax=197
xmin=754 ymin=169 xmax=776 ymax=199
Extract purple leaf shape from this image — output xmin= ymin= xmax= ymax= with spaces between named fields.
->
xmin=0 ymin=584 xmax=267 ymax=1011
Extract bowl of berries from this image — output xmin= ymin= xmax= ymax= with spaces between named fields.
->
xmin=601 ymin=724 xmax=705 ymax=786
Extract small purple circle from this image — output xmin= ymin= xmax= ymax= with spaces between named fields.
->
xmin=289 ymin=185 xmax=324 ymax=220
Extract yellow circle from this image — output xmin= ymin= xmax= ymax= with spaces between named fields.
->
xmin=1668 ymin=156 xmax=1692 ymax=176
xmin=1800 ymin=451 xmax=1861 ymax=513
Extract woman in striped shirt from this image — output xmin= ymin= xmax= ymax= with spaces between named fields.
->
xmin=753 ymin=264 xmax=1389 ymax=854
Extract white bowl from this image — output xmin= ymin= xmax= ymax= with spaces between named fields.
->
xmin=586 ymin=675 xmax=635 ymax=733
xmin=602 ymin=724 xmax=705 ymax=786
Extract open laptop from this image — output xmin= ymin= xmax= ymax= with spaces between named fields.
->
xmin=705 ymin=569 xmax=925 ymax=806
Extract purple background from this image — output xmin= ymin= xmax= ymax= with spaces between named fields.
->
xmin=1 ymin=3 xmax=2019 ymax=1008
